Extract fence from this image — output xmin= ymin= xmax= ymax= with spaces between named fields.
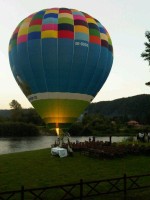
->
xmin=0 ymin=173 xmax=150 ymax=200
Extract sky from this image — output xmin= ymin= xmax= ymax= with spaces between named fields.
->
xmin=0 ymin=0 xmax=150 ymax=109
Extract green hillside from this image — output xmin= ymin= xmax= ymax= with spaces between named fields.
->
xmin=87 ymin=94 xmax=150 ymax=124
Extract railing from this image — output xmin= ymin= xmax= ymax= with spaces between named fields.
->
xmin=0 ymin=173 xmax=150 ymax=200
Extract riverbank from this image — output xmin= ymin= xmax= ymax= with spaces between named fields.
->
xmin=0 ymin=135 xmax=131 ymax=155
xmin=0 ymin=148 xmax=150 ymax=196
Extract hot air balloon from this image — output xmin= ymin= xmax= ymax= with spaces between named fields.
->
xmin=9 ymin=8 xmax=113 ymax=131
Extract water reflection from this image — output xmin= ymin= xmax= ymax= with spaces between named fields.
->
xmin=0 ymin=136 xmax=131 ymax=155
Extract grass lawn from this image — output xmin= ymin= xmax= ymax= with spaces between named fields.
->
xmin=0 ymin=148 xmax=150 ymax=199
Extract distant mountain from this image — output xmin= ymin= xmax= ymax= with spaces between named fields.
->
xmin=0 ymin=109 xmax=32 ymax=118
xmin=0 ymin=110 xmax=11 ymax=118
xmin=87 ymin=94 xmax=150 ymax=123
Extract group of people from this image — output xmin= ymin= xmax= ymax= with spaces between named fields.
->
xmin=137 ymin=132 xmax=150 ymax=142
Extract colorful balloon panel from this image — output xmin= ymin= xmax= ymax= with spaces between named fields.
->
xmin=9 ymin=8 xmax=113 ymax=128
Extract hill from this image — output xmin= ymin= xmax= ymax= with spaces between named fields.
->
xmin=0 ymin=109 xmax=11 ymax=118
xmin=87 ymin=94 xmax=150 ymax=123
xmin=0 ymin=94 xmax=150 ymax=124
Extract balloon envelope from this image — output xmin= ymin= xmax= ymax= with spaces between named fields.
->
xmin=9 ymin=8 xmax=113 ymax=128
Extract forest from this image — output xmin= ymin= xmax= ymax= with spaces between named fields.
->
xmin=87 ymin=94 xmax=150 ymax=124
xmin=0 ymin=94 xmax=150 ymax=137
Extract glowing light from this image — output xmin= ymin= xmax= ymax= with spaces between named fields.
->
xmin=56 ymin=128 xmax=59 ymax=136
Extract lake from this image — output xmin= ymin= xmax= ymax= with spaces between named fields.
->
xmin=0 ymin=136 xmax=134 ymax=155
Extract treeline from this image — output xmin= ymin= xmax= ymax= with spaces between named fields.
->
xmin=69 ymin=94 xmax=150 ymax=136
xmin=0 ymin=100 xmax=44 ymax=137
xmin=69 ymin=114 xmax=150 ymax=136
xmin=1 ymin=95 xmax=150 ymax=137
xmin=0 ymin=122 xmax=39 ymax=137
xmin=1 ymin=109 xmax=44 ymax=126
xmin=87 ymin=94 xmax=150 ymax=124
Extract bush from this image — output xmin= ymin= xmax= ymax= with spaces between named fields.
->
xmin=0 ymin=122 xmax=40 ymax=137
xmin=69 ymin=122 xmax=83 ymax=136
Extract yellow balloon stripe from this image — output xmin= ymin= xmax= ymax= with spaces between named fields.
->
xmin=32 ymin=99 xmax=89 ymax=125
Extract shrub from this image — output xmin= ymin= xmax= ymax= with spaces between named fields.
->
xmin=0 ymin=122 xmax=39 ymax=137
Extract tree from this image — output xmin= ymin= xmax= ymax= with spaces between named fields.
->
xmin=21 ymin=108 xmax=44 ymax=125
xmin=9 ymin=100 xmax=22 ymax=110
xmin=145 ymin=81 xmax=150 ymax=86
xmin=9 ymin=100 xmax=23 ymax=121
xmin=141 ymin=31 xmax=150 ymax=86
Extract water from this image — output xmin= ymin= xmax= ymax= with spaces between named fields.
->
xmin=0 ymin=136 xmax=130 ymax=155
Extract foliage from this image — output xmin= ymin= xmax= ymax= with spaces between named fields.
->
xmin=9 ymin=99 xmax=22 ymax=110
xmin=141 ymin=31 xmax=150 ymax=85
xmin=141 ymin=31 xmax=150 ymax=65
xmin=69 ymin=114 xmax=119 ymax=136
xmin=0 ymin=122 xmax=40 ymax=137
xmin=9 ymin=108 xmax=44 ymax=126
xmin=87 ymin=94 xmax=150 ymax=125
xmin=69 ymin=112 xmax=150 ymax=137
xmin=0 ymin=95 xmax=150 ymax=137
xmin=9 ymin=100 xmax=23 ymax=122
xmin=8 ymin=100 xmax=44 ymax=125
xmin=145 ymin=81 xmax=150 ymax=86
xmin=69 ymin=122 xmax=84 ymax=136
xmin=19 ymin=108 xmax=44 ymax=125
